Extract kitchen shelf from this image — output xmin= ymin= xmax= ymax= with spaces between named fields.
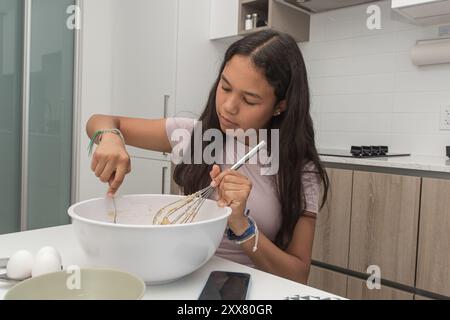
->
xmin=239 ymin=25 xmax=270 ymax=36
xmin=240 ymin=0 xmax=269 ymax=30
xmin=238 ymin=0 xmax=310 ymax=42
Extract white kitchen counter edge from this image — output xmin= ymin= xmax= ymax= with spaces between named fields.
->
xmin=320 ymin=155 xmax=450 ymax=174
xmin=0 ymin=225 xmax=343 ymax=300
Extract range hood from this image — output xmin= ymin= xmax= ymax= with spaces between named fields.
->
xmin=392 ymin=0 xmax=450 ymax=26
xmin=279 ymin=0 xmax=379 ymax=13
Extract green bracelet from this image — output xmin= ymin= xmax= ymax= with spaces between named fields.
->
xmin=88 ymin=129 xmax=125 ymax=156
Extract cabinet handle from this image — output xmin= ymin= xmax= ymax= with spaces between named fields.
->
xmin=163 ymin=95 xmax=170 ymax=157
xmin=161 ymin=166 xmax=168 ymax=194
xmin=163 ymin=95 xmax=169 ymax=118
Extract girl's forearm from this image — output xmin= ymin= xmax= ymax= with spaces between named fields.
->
xmin=86 ymin=114 xmax=120 ymax=139
xmin=240 ymin=232 xmax=311 ymax=284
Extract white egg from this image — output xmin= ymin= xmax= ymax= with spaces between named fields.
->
xmin=36 ymin=246 xmax=62 ymax=265
xmin=6 ymin=250 xmax=34 ymax=280
xmin=32 ymin=252 xmax=62 ymax=278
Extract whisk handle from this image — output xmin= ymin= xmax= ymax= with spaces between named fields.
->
xmin=230 ymin=141 xmax=266 ymax=171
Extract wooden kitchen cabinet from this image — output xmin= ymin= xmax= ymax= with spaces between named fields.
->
xmin=416 ymin=178 xmax=450 ymax=297
xmin=414 ymin=294 xmax=433 ymax=300
xmin=312 ymin=168 xmax=353 ymax=268
xmin=119 ymin=157 xmax=171 ymax=195
xmin=348 ymin=171 xmax=420 ymax=287
xmin=308 ymin=266 xmax=348 ymax=298
xmin=347 ymin=277 xmax=413 ymax=300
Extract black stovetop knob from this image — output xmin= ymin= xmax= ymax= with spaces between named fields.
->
xmin=350 ymin=145 xmax=389 ymax=157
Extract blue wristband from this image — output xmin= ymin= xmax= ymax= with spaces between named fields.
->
xmin=226 ymin=209 xmax=254 ymax=241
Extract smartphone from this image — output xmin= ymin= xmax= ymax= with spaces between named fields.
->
xmin=198 ymin=271 xmax=251 ymax=300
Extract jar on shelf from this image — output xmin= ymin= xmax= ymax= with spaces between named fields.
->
xmin=252 ymin=13 xmax=258 ymax=29
xmin=245 ymin=14 xmax=253 ymax=30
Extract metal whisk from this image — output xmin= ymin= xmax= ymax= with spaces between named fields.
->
xmin=152 ymin=141 xmax=267 ymax=225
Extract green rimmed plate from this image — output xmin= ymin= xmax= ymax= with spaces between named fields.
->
xmin=4 ymin=268 xmax=146 ymax=300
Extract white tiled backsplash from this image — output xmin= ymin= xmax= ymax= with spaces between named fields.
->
xmin=299 ymin=0 xmax=450 ymax=157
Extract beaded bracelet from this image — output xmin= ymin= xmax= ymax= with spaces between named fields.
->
xmin=88 ymin=129 xmax=125 ymax=156
xmin=226 ymin=209 xmax=259 ymax=252
xmin=234 ymin=216 xmax=259 ymax=253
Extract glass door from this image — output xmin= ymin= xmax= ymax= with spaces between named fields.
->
xmin=26 ymin=0 xmax=75 ymax=229
xmin=0 ymin=0 xmax=23 ymax=234
xmin=0 ymin=0 xmax=75 ymax=234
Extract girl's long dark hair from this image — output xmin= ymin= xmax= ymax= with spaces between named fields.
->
xmin=173 ymin=30 xmax=329 ymax=249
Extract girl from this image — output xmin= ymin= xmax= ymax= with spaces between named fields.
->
xmin=86 ymin=30 xmax=328 ymax=284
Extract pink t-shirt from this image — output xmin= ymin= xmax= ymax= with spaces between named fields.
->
xmin=165 ymin=117 xmax=321 ymax=267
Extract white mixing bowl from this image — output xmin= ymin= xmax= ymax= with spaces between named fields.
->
xmin=67 ymin=194 xmax=231 ymax=284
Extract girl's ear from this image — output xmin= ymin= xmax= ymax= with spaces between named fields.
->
xmin=273 ymin=100 xmax=287 ymax=116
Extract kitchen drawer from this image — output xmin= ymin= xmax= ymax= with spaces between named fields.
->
xmin=347 ymin=277 xmax=413 ymax=300
xmin=308 ymin=266 xmax=347 ymax=298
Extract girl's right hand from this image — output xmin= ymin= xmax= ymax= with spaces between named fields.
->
xmin=90 ymin=133 xmax=131 ymax=197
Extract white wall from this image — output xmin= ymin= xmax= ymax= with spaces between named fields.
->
xmin=77 ymin=0 xmax=450 ymax=203
xmin=110 ymin=0 xmax=177 ymax=120
xmin=300 ymin=0 xmax=450 ymax=157
xmin=78 ymin=0 xmax=114 ymax=201
xmin=77 ymin=0 xmax=233 ymax=201
xmin=175 ymin=0 xmax=234 ymax=118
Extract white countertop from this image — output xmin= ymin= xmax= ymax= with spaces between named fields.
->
xmin=320 ymin=154 xmax=450 ymax=173
xmin=0 ymin=225 xmax=342 ymax=300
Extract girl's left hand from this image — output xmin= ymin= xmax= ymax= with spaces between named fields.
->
xmin=210 ymin=165 xmax=252 ymax=235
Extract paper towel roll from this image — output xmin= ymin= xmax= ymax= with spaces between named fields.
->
xmin=410 ymin=39 xmax=450 ymax=66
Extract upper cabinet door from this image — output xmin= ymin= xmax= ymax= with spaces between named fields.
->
xmin=210 ymin=0 xmax=239 ymax=40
